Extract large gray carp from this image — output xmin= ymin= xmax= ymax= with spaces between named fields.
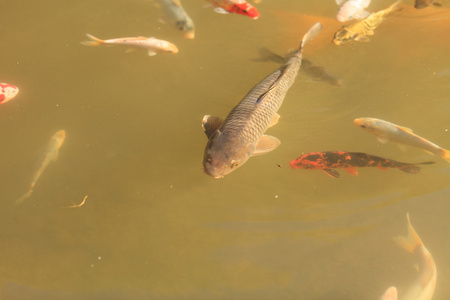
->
xmin=202 ymin=23 xmax=322 ymax=178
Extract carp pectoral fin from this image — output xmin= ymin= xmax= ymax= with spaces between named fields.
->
xmin=355 ymin=35 xmax=371 ymax=42
xmin=268 ymin=113 xmax=281 ymax=128
xmin=335 ymin=0 xmax=346 ymax=5
xmin=125 ymin=48 xmax=137 ymax=53
xmin=380 ymin=286 xmax=397 ymax=300
xmin=213 ymin=7 xmax=230 ymax=14
xmin=354 ymin=9 xmax=370 ymax=20
xmin=148 ymin=51 xmax=157 ymax=56
xmin=396 ymin=143 xmax=409 ymax=152
xmin=376 ymin=166 xmax=389 ymax=171
xmin=344 ymin=167 xmax=358 ymax=176
xmin=253 ymin=135 xmax=281 ymax=156
xmin=322 ymin=169 xmax=340 ymax=178
xmin=202 ymin=115 xmax=223 ymax=138
xmin=377 ymin=136 xmax=389 ymax=143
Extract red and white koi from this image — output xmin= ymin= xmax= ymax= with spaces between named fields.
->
xmin=354 ymin=117 xmax=450 ymax=163
xmin=380 ymin=213 xmax=436 ymax=300
xmin=81 ymin=34 xmax=179 ymax=56
xmin=206 ymin=0 xmax=260 ymax=19
xmin=0 ymin=83 xmax=19 ymax=105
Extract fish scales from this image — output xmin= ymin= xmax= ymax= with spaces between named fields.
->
xmin=221 ymin=59 xmax=300 ymax=143
xmin=202 ymin=23 xmax=322 ymax=178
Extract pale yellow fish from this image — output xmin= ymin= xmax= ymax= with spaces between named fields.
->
xmin=66 ymin=195 xmax=88 ymax=208
xmin=333 ymin=0 xmax=401 ymax=45
xmin=380 ymin=213 xmax=436 ymax=300
xmin=81 ymin=34 xmax=179 ymax=56
xmin=354 ymin=117 xmax=450 ymax=162
xmin=16 ymin=130 xmax=66 ymax=204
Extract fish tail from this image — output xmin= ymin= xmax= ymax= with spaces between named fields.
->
xmin=442 ymin=149 xmax=450 ymax=163
xmin=393 ymin=213 xmax=423 ymax=254
xmin=81 ymin=34 xmax=104 ymax=46
xmin=298 ymin=22 xmax=322 ymax=53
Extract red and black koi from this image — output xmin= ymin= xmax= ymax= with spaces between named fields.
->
xmin=289 ymin=151 xmax=435 ymax=178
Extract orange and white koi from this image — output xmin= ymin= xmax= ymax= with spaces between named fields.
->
xmin=0 ymin=83 xmax=19 ymax=105
xmin=206 ymin=0 xmax=260 ymax=19
xmin=354 ymin=117 xmax=450 ymax=163
xmin=81 ymin=34 xmax=179 ymax=56
xmin=380 ymin=213 xmax=436 ymax=300
xmin=336 ymin=0 xmax=371 ymax=22
xmin=16 ymin=130 xmax=66 ymax=204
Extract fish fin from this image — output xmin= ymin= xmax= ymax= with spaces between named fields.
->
xmin=256 ymin=65 xmax=289 ymax=103
xmin=268 ymin=113 xmax=280 ymax=128
xmin=398 ymin=126 xmax=413 ymax=133
xmin=355 ymin=35 xmax=371 ymax=42
xmin=299 ymin=22 xmax=322 ymax=52
xmin=442 ymin=149 xmax=450 ymax=163
xmin=416 ymin=161 xmax=436 ymax=165
xmin=125 ymin=48 xmax=137 ymax=53
xmin=397 ymin=164 xmax=421 ymax=173
xmin=148 ymin=51 xmax=157 ymax=56
xmin=322 ymin=169 xmax=340 ymax=178
xmin=213 ymin=7 xmax=230 ymax=14
xmin=158 ymin=18 xmax=168 ymax=25
xmin=393 ymin=213 xmax=423 ymax=254
xmin=377 ymin=136 xmax=389 ymax=143
xmin=172 ymin=0 xmax=181 ymax=7
xmin=202 ymin=115 xmax=223 ymax=138
xmin=376 ymin=166 xmax=389 ymax=171
xmin=354 ymin=9 xmax=370 ymax=20
xmin=396 ymin=143 xmax=408 ymax=152
xmin=15 ymin=189 xmax=34 ymax=205
xmin=433 ymin=2 xmax=442 ymax=6
xmin=81 ymin=33 xmax=104 ymax=46
xmin=344 ymin=167 xmax=358 ymax=176
xmin=335 ymin=0 xmax=346 ymax=5
xmin=380 ymin=286 xmax=398 ymax=300
xmin=253 ymin=135 xmax=281 ymax=156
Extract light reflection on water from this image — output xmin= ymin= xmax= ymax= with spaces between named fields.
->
xmin=0 ymin=0 xmax=449 ymax=299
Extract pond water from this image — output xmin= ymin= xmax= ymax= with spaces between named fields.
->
xmin=0 ymin=0 xmax=449 ymax=299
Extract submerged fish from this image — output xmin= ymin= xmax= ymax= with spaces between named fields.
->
xmin=253 ymin=48 xmax=344 ymax=87
xmin=157 ymin=0 xmax=195 ymax=39
xmin=380 ymin=213 xmax=436 ymax=300
xmin=206 ymin=0 xmax=260 ymax=19
xmin=81 ymin=34 xmax=178 ymax=56
xmin=333 ymin=0 xmax=401 ymax=45
xmin=354 ymin=117 xmax=450 ymax=163
xmin=289 ymin=151 xmax=435 ymax=178
xmin=0 ymin=83 xmax=19 ymax=105
xmin=202 ymin=23 xmax=322 ymax=178
xmin=415 ymin=0 xmax=441 ymax=9
xmin=336 ymin=0 xmax=371 ymax=22
xmin=16 ymin=130 xmax=66 ymax=204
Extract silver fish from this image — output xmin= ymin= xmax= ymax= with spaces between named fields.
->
xmin=157 ymin=0 xmax=195 ymax=39
xmin=202 ymin=23 xmax=322 ymax=178
xmin=16 ymin=130 xmax=66 ymax=204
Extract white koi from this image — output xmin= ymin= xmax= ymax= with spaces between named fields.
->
xmin=0 ymin=83 xmax=19 ymax=105
xmin=354 ymin=117 xmax=450 ymax=163
xmin=81 ymin=34 xmax=178 ymax=56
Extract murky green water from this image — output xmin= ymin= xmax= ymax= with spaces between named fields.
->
xmin=0 ymin=0 xmax=449 ymax=299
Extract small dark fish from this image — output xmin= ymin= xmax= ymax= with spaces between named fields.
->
xmin=202 ymin=23 xmax=322 ymax=178
xmin=289 ymin=151 xmax=435 ymax=178
xmin=252 ymin=47 xmax=344 ymax=87
xmin=415 ymin=0 xmax=441 ymax=9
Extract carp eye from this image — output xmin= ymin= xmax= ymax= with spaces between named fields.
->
xmin=231 ymin=161 xmax=239 ymax=168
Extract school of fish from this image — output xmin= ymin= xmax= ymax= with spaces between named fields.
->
xmin=2 ymin=0 xmax=448 ymax=299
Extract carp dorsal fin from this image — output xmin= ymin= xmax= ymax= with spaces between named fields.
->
xmin=256 ymin=65 xmax=289 ymax=104
xmin=398 ymin=126 xmax=413 ymax=133
xmin=268 ymin=113 xmax=280 ymax=128
xmin=322 ymin=169 xmax=340 ymax=178
xmin=202 ymin=115 xmax=223 ymax=138
xmin=253 ymin=135 xmax=280 ymax=156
